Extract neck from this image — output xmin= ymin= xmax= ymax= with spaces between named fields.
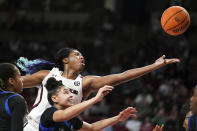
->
xmin=62 ymin=66 xmax=79 ymax=80
xmin=7 ymin=87 xmax=15 ymax=93
xmin=54 ymin=104 xmax=67 ymax=110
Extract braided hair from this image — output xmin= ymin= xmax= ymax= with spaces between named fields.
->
xmin=16 ymin=48 xmax=74 ymax=75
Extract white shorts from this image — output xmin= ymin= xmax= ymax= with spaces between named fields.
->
xmin=23 ymin=120 xmax=39 ymax=131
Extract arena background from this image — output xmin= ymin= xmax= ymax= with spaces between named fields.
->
xmin=0 ymin=0 xmax=197 ymax=130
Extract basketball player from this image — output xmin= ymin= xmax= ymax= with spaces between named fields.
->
xmin=39 ymin=77 xmax=137 ymax=131
xmin=0 ymin=63 xmax=26 ymax=131
xmin=18 ymin=48 xmax=180 ymax=130
xmin=183 ymin=86 xmax=197 ymax=131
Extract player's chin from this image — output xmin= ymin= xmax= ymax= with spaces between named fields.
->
xmin=68 ymin=101 xmax=74 ymax=106
xmin=77 ymin=66 xmax=84 ymax=72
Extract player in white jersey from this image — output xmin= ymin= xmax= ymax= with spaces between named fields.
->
xmin=24 ymin=68 xmax=83 ymax=130
xmin=17 ymin=48 xmax=180 ymax=130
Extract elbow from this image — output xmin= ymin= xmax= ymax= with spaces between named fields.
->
xmin=86 ymin=125 xmax=94 ymax=131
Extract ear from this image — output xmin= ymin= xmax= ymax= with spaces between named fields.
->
xmin=51 ymin=95 xmax=58 ymax=103
xmin=8 ymin=78 xmax=15 ymax=86
xmin=62 ymin=58 xmax=69 ymax=64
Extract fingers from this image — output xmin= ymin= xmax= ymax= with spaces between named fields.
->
xmin=161 ymin=124 xmax=164 ymax=129
xmin=129 ymin=114 xmax=137 ymax=118
xmin=96 ymin=85 xmax=114 ymax=99
xmin=123 ymin=107 xmax=138 ymax=116
xmin=153 ymin=124 xmax=164 ymax=131
xmin=161 ymin=55 xmax=166 ymax=59
xmin=153 ymin=125 xmax=159 ymax=131
xmin=173 ymin=58 xmax=180 ymax=62
xmin=126 ymin=107 xmax=137 ymax=112
xmin=103 ymin=91 xmax=109 ymax=96
xmin=166 ymin=58 xmax=180 ymax=64
xmin=101 ymin=85 xmax=114 ymax=94
xmin=160 ymin=55 xmax=180 ymax=63
xmin=119 ymin=107 xmax=138 ymax=121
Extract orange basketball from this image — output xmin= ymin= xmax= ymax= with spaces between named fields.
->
xmin=161 ymin=6 xmax=190 ymax=36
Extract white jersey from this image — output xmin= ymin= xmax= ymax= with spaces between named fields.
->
xmin=24 ymin=68 xmax=83 ymax=130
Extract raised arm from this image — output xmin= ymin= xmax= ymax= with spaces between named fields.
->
xmin=53 ymin=85 xmax=113 ymax=122
xmin=79 ymin=107 xmax=137 ymax=131
xmin=83 ymin=55 xmax=180 ymax=90
xmin=22 ymin=70 xmax=49 ymax=88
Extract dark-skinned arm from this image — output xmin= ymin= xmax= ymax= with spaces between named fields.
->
xmin=22 ymin=70 xmax=50 ymax=88
xmin=83 ymin=55 xmax=180 ymax=91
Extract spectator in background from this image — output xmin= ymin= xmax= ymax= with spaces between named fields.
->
xmin=90 ymin=98 xmax=110 ymax=116
xmin=140 ymin=117 xmax=154 ymax=131
xmin=159 ymin=79 xmax=173 ymax=97
xmin=125 ymin=117 xmax=142 ymax=131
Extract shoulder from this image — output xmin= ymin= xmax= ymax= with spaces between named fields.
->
xmin=9 ymin=94 xmax=26 ymax=104
xmin=42 ymin=107 xmax=57 ymax=117
xmin=8 ymin=94 xmax=27 ymax=111
xmin=41 ymin=107 xmax=57 ymax=124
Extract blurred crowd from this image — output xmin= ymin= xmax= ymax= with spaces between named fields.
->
xmin=1 ymin=3 xmax=197 ymax=131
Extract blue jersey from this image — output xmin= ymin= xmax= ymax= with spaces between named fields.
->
xmin=0 ymin=91 xmax=26 ymax=131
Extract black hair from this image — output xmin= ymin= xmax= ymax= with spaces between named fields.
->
xmin=17 ymin=48 xmax=74 ymax=74
xmin=0 ymin=63 xmax=17 ymax=91
xmin=45 ymin=77 xmax=64 ymax=105
xmin=54 ymin=48 xmax=74 ymax=71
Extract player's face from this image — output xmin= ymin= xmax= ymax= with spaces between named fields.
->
xmin=67 ymin=50 xmax=85 ymax=72
xmin=190 ymin=88 xmax=197 ymax=114
xmin=11 ymin=67 xmax=23 ymax=93
xmin=56 ymin=86 xmax=74 ymax=108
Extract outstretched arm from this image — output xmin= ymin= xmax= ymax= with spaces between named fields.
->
xmin=53 ymin=86 xmax=113 ymax=122
xmin=83 ymin=55 xmax=180 ymax=91
xmin=22 ymin=70 xmax=49 ymax=88
xmin=79 ymin=107 xmax=137 ymax=131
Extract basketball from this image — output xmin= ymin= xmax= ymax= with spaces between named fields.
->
xmin=161 ymin=6 xmax=190 ymax=36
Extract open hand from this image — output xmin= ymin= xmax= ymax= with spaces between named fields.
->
xmin=154 ymin=55 xmax=180 ymax=67
xmin=118 ymin=107 xmax=137 ymax=122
